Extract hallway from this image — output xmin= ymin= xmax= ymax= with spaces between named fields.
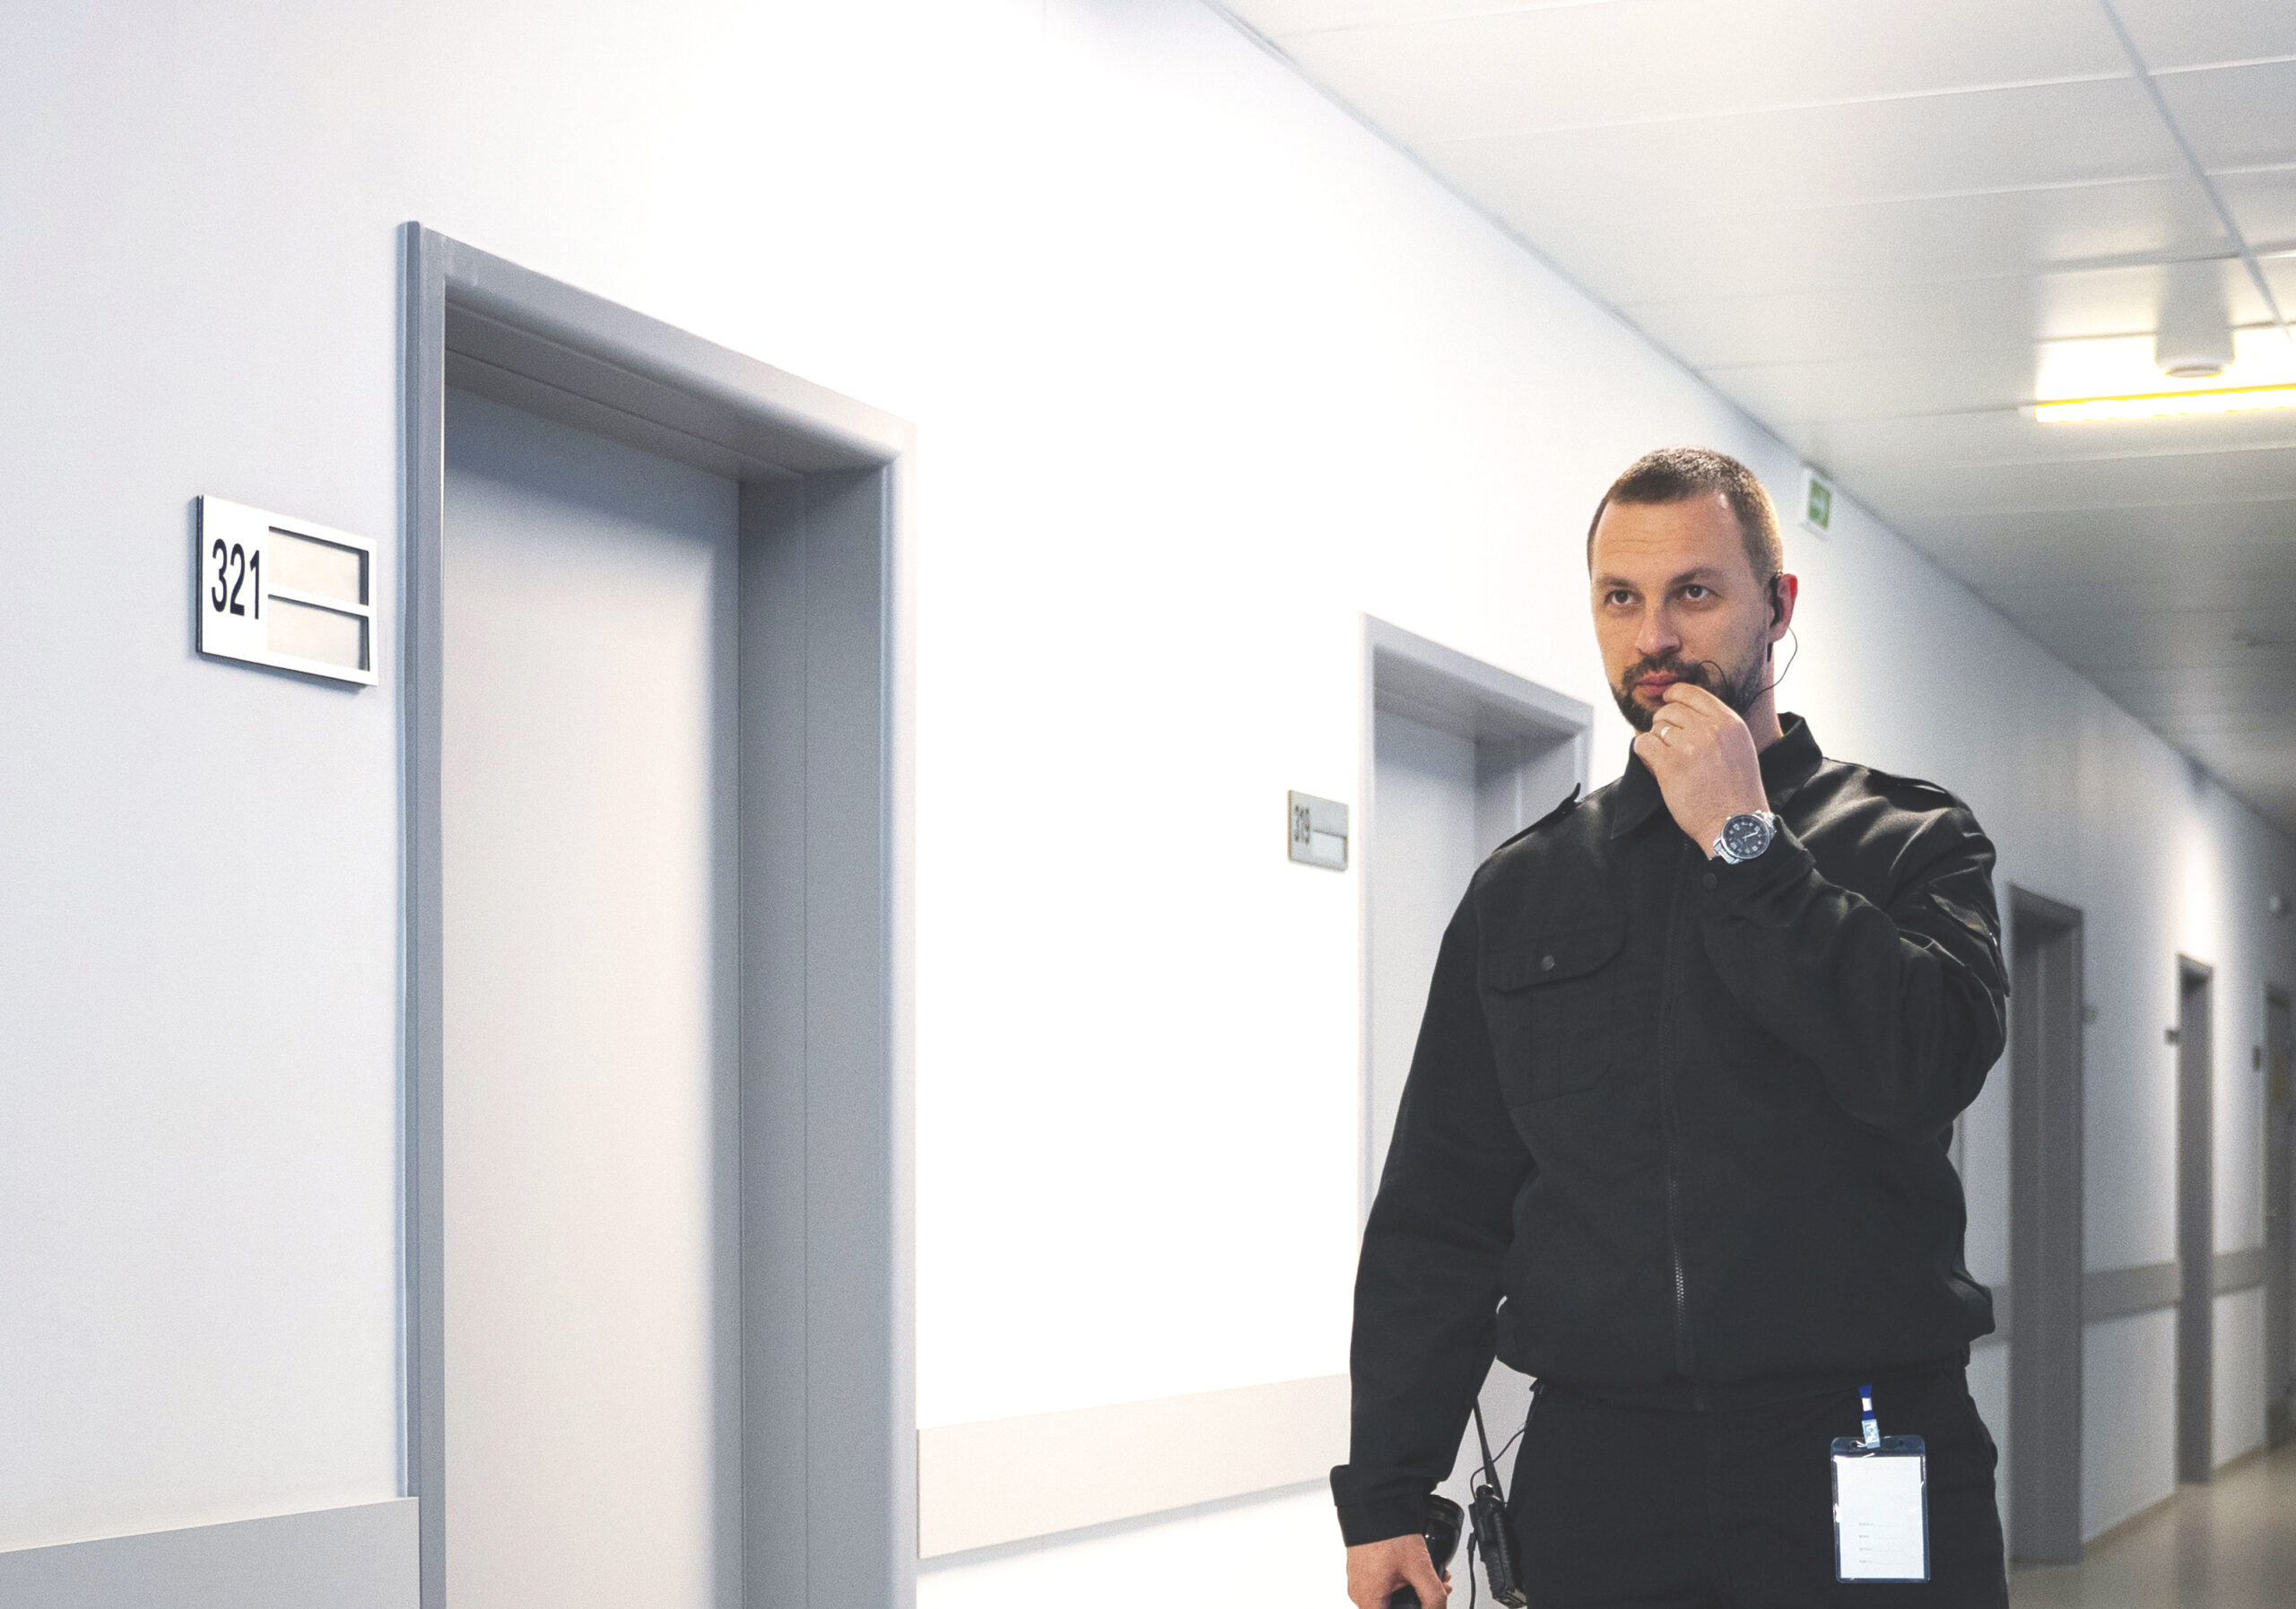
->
xmin=2011 ymin=1445 xmax=2296 ymax=1608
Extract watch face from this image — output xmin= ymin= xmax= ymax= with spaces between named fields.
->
xmin=1723 ymin=813 xmax=1773 ymax=859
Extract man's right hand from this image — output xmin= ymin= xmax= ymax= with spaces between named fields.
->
xmin=1345 ymin=1534 xmax=1448 ymax=1609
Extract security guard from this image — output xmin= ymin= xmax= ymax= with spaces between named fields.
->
xmin=1336 ymin=448 xmax=2009 ymax=1608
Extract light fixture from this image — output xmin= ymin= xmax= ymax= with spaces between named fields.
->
xmin=2154 ymin=258 xmax=2235 ymax=378
xmin=2035 ymin=384 xmax=2296 ymax=422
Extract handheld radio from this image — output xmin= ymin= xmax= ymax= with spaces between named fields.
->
xmin=1468 ymin=1394 xmax=1530 ymax=1607
xmin=1384 ymin=1493 xmax=1463 ymax=1609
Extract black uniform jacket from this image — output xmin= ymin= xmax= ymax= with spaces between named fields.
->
xmin=1332 ymin=715 xmax=2008 ymax=1545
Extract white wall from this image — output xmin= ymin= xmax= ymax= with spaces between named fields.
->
xmin=3 ymin=0 xmax=2293 ymax=1593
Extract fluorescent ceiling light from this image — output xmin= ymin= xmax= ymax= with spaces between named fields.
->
xmin=2035 ymin=385 xmax=2296 ymax=422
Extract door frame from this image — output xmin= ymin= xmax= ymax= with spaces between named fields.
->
xmin=2266 ymin=985 xmax=2293 ymax=1448
xmin=1356 ymin=615 xmax=1590 ymax=1216
xmin=2176 ymin=954 xmax=2215 ymax=1483
xmin=2004 ymin=885 xmax=2083 ymax=1561
xmin=399 ymin=225 xmax=917 ymax=1609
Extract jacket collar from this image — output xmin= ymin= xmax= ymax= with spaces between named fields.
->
xmin=1609 ymin=712 xmax=1824 ymax=839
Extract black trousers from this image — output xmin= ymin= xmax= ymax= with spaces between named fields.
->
xmin=1505 ymin=1367 xmax=2007 ymax=1607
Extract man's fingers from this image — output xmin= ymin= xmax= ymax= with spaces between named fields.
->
xmin=1402 ymin=1551 xmax=1449 ymax=1609
xmin=1659 ymin=679 xmax=1729 ymax=714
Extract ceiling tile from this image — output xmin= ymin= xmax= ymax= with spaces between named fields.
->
xmin=1993 ymin=575 xmax=2296 ymax=620
xmin=1803 ymin=405 xmax=2296 ymax=476
xmin=1845 ymin=442 xmax=2296 ymax=515
xmin=2109 ymin=0 xmax=2296 ymax=71
xmin=1699 ymin=351 xmax=2036 ymax=424
xmin=1626 ymin=279 xmax=2039 ymax=369
xmin=2153 ymin=58 xmax=2296 ymax=171
xmin=1272 ymin=0 xmax=2122 ymax=144
xmin=1535 ymin=177 xmax=2228 ymax=303
xmin=1434 ymin=79 xmax=2181 ymax=228
xmin=2215 ymin=165 xmax=2296 ymax=248
xmin=1620 ymin=258 xmax=2250 ymax=371
xmin=1901 ymin=497 xmax=2296 ymax=553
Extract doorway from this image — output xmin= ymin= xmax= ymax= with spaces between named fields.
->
xmin=2177 ymin=957 xmax=2215 ymax=1484
xmin=1359 ymin=618 xmax=1589 ymax=1513
xmin=403 ymin=229 xmax=914 ymax=1609
xmin=2006 ymin=888 xmax=2083 ymax=1561
xmin=440 ymin=390 xmax=738 ymax=1608
xmin=1361 ymin=618 xmax=1590 ymax=1204
xmin=2267 ymin=987 xmax=2293 ymax=1448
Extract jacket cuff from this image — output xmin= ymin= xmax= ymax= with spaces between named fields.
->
xmin=1335 ymin=1496 xmax=1430 ymax=1548
xmin=1692 ymin=821 xmax=1813 ymax=913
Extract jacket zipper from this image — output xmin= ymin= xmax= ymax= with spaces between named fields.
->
xmin=1656 ymin=837 xmax=1699 ymax=1396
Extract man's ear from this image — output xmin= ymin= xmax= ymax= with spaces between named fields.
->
xmin=1769 ymin=572 xmax=1799 ymax=637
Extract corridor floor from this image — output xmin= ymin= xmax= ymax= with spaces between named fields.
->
xmin=2009 ymin=1442 xmax=2296 ymax=1607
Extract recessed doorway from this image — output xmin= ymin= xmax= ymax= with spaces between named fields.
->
xmin=1359 ymin=617 xmax=1590 ymax=1515
xmin=402 ymin=228 xmax=914 ymax=1609
xmin=2005 ymin=887 xmax=2083 ymax=1562
xmin=2177 ymin=957 xmax=2216 ymax=1485
xmin=1360 ymin=617 xmax=1590 ymax=1205
xmin=2266 ymin=987 xmax=2293 ymax=1449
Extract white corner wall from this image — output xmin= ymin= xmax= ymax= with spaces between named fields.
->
xmin=3 ymin=0 xmax=2293 ymax=1594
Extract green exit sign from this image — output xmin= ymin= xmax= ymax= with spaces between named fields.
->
xmin=1800 ymin=468 xmax=1835 ymax=537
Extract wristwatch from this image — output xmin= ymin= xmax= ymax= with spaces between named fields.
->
xmin=1710 ymin=811 xmax=1779 ymax=864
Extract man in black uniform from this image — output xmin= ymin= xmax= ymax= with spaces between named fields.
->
xmin=1336 ymin=448 xmax=2009 ymax=1609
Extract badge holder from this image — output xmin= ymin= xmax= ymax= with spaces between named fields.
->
xmin=1831 ymin=1384 xmax=1928 ymax=1583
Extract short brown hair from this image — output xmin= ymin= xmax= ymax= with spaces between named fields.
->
xmin=1586 ymin=447 xmax=1783 ymax=582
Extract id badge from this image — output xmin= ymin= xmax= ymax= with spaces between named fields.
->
xmin=1831 ymin=1435 xmax=1928 ymax=1582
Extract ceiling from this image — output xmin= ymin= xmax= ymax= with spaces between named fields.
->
xmin=1219 ymin=0 xmax=2296 ymax=835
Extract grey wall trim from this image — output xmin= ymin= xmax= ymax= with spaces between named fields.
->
xmin=401 ymin=225 xmax=916 ymax=1609
xmin=917 ymin=1375 xmax=1348 ymax=1557
xmin=0 ymin=1500 xmax=416 ymax=1609
xmin=2074 ymin=1252 xmax=2268 ymax=1318
xmin=2085 ymin=1261 xmax=2180 ymax=1321
xmin=2214 ymin=1245 xmax=2270 ymax=1295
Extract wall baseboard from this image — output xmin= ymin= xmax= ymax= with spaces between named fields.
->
xmin=2084 ymin=1261 xmax=2179 ymax=1321
xmin=0 ymin=1499 xmax=416 ymax=1609
xmin=918 ymin=1375 xmax=1347 ymax=1558
xmin=2212 ymin=1245 xmax=2268 ymax=1295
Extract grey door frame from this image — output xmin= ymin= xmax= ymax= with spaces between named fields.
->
xmin=2175 ymin=954 xmax=2214 ymax=1484
xmin=400 ymin=225 xmax=917 ymax=1609
xmin=2266 ymin=985 xmax=2293 ymax=1448
xmin=1357 ymin=615 xmax=1590 ymax=1217
xmin=2005 ymin=886 xmax=2083 ymax=1561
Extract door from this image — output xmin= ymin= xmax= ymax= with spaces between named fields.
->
xmin=1367 ymin=711 xmax=1483 ymax=1195
xmin=2006 ymin=891 xmax=2082 ymax=1561
xmin=1362 ymin=623 xmax=1587 ymax=1201
xmin=1361 ymin=621 xmax=1587 ymax=1518
xmin=2268 ymin=989 xmax=2293 ymax=1448
xmin=441 ymin=387 xmax=740 ymax=1608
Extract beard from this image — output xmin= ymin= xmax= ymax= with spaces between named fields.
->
xmin=1611 ymin=639 xmax=1770 ymax=733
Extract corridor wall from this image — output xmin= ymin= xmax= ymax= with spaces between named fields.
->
xmin=2 ymin=0 xmax=2292 ymax=1597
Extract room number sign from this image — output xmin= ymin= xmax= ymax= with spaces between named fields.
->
xmin=196 ymin=497 xmax=378 ymax=686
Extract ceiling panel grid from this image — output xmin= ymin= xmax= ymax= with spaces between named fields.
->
xmin=1221 ymin=0 xmax=2296 ymax=830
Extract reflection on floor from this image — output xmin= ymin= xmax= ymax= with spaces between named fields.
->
xmin=2010 ymin=1443 xmax=2296 ymax=1607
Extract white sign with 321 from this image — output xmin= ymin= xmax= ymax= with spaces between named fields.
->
xmin=196 ymin=497 xmax=378 ymax=686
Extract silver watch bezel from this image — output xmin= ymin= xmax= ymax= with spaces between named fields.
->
xmin=1713 ymin=811 xmax=1778 ymax=864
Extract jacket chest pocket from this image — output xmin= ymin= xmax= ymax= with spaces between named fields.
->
xmin=1480 ymin=920 xmax=1627 ymax=1101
